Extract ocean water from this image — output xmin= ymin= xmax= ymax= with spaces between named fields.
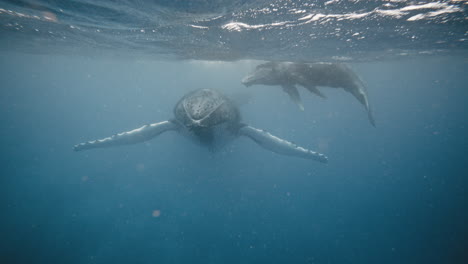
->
xmin=1 ymin=1 xmax=467 ymax=264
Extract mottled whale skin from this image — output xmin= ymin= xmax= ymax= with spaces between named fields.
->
xmin=242 ymin=62 xmax=375 ymax=126
xmin=74 ymin=89 xmax=328 ymax=163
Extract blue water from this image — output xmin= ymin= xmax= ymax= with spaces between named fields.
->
xmin=1 ymin=1 xmax=468 ymax=264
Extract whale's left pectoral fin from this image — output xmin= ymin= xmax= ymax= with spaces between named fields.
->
xmin=282 ymin=84 xmax=304 ymax=111
xmin=73 ymin=120 xmax=179 ymax=151
xmin=239 ymin=125 xmax=328 ymax=163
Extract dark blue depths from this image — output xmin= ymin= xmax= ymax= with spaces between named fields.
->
xmin=0 ymin=54 xmax=467 ymax=264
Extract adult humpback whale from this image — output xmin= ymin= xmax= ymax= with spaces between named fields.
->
xmin=242 ymin=62 xmax=375 ymax=126
xmin=74 ymin=89 xmax=328 ymax=163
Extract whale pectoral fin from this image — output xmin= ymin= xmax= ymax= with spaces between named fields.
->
xmin=304 ymin=85 xmax=327 ymax=99
xmin=281 ymin=84 xmax=304 ymax=111
xmin=73 ymin=120 xmax=179 ymax=151
xmin=238 ymin=125 xmax=328 ymax=163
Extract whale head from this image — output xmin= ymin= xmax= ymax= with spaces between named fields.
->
xmin=174 ymin=89 xmax=240 ymax=129
xmin=242 ymin=62 xmax=283 ymax=87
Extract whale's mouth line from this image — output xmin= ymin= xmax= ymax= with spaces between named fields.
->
xmin=182 ymin=97 xmax=225 ymax=127
xmin=241 ymin=75 xmax=255 ymax=86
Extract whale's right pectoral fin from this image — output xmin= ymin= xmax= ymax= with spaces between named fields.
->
xmin=239 ymin=125 xmax=328 ymax=163
xmin=73 ymin=120 xmax=179 ymax=151
xmin=304 ymin=85 xmax=327 ymax=99
xmin=281 ymin=84 xmax=304 ymax=111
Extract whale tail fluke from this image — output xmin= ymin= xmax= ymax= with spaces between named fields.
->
xmin=348 ymin=79 xmax=376 ymax=127
xmin=367 ymin=109 xmax=376 ymax=127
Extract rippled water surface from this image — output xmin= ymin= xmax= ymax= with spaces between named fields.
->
xmin=1 ymin=0 xmax=466 ymax=61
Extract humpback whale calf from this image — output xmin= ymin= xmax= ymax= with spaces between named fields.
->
xmin=74 ymin=89 xmax=328 ymax=163
xmin=241 ymin=62 xmax=375 ymax=126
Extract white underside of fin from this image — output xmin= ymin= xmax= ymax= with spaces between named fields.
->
xmin=239 ymin=125 xmax=328 ymax=163
xmin=74 ymin=120 xmax=179 ymax=151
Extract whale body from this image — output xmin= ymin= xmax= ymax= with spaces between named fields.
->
xmin=74 ymin=89 xmax=328 ymax=163
xmin=242 ymin=62 xmax=375 ymax=126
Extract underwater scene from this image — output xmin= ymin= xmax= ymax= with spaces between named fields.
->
xmin=1 ymin=0 xmax=467 ymax=263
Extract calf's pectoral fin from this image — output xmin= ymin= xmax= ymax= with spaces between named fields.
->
xmin=304 ymin=85 xmax=327 ymax=99
xmin=238 ymin=125 xmax=328 ymax=163
xmin=281 ymin=84 xmax=304 ymax=111
xmin=73 ymin=120 xmax=179 ymax=151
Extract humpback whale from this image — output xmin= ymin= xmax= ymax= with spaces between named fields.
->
xmin=74 ymin=89 xmax=328 ymax=163
xmin=242 ymin=62 xmax=375 ymax=126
